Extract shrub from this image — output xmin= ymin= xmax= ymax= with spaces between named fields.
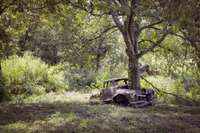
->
xmin=1 ymin=52 xmax=66 ymax=98
xmin=66 ymin=68 xmax=96 ymax=90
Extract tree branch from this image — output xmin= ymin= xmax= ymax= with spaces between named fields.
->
xmin=72 ymin=26 xmax=117 ymax=44
xmin=65 ymin=0 xmax=109 ymax=17
xmin=138 ymin=31 xmax=169 ymax=57
xmin=77 ymin=27 xmax=117 ymax=57
xmin=138 ymin=39 xmax=154 ymax=44
xmin=86 ymin=26 xmax=117 ymax=42
xmin=139 ymin=20 xmax=163 ymax=33
xmin=139 ymin=39 xmax=179 ymax=56
xmin=110 ymin=11 xmax=124 ymax=33
xmin=170 ymin=32 xmax=186 ymax=40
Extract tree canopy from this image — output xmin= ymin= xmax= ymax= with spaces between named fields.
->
xmin=0 ymin=0 xmax=200 ymax=102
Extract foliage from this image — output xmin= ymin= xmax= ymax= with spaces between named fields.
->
xmin=1 ymin=52 xmax=66 ymax=98
xmin=65 ymin=66 xmax=96 ymax=90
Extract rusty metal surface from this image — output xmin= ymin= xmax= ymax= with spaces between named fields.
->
xmin=100 ymin=78 xmax=155 ymax=107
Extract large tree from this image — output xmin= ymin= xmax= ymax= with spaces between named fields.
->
xmin=65 ymin=0 xmax=171 ymax=90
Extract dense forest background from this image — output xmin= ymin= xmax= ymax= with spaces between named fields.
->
xmin=0 ymin=0 xmax=200 ymax=104
xmin=1 ymin=0 xmax=200 ymax=133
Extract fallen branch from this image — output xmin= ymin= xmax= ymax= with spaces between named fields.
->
xmin=141 ymin=76 xmax=160 ymax=93
xmin=141 ymin=76 xmax=198 ymax=105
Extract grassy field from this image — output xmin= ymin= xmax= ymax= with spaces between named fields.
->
xmin=0 ymin=92 xmax=200 ymax=133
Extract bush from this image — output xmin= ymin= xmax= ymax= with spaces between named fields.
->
xmin=66 ymin=68 xmax=96 ymax=90
xmin=1 ymin=52 xmax=66 ymax=98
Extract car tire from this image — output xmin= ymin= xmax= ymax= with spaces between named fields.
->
xmin=114 ymin=95 xmax=129 ymax=106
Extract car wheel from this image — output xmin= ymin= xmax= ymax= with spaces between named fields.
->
xmin=114 ymin=95 xmax=129 ymax=106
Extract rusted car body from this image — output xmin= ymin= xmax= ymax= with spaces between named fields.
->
xmin=100 ymin=78 xmax=155 ymax=107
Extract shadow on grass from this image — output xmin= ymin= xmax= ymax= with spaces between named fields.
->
xmin=0 ymin=100 xmax=200 ymax=133
xmin=0 ymin=102 xmax=105 ymax=124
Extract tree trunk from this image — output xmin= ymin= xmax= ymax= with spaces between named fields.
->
xmin=124 ymin=32 xmax=140 ymax=90
xmin=128 ymin=54 xmax=140 ymax=90
xmin=123 ymin=20 xmax=141 ymax=90
xmin=110 ymin=4 xmax=141 ymax=90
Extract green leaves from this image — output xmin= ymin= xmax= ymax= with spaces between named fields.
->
xmin=1 ymin=52 xmax=67 ymax=96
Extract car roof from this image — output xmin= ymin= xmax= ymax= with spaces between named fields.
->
xmin=104 ymin=77 xmax=128 ymax=83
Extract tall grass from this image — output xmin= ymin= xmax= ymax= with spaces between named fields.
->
xmin=1 ymin=52 xmax=66 ymax=98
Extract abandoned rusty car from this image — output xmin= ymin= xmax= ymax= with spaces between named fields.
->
xmin=100 ymin=77 xmax=155 ymax=107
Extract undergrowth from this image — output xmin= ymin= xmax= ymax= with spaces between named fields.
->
xmin=1 ymin=52 xmax=67 ymax=99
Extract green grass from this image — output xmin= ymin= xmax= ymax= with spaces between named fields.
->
xmin=0 ymin=91 xmax=200 ymax=133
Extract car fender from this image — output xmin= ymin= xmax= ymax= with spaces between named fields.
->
xmin=112 ymin=89 xmax=134 ymax=100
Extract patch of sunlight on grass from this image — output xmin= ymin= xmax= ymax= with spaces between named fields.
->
xmin=65 ymin=112 xmax=79 ymax=121
xmin=109 ymin=105 xmax=141 ymax=118
xmin=0 ymin=122 xmax=30 ymax=133
xmin=48 ymin=112 xmax=65 ymax=126
xmin=110 ymin=107 xmax=132 ymax=118
xmin=79 ymin=119 xmax=89 ymax=129
xmin=36 ymin=112 xmax=97 ymax=132
xmin=21 ymin=91 xmax=91 ymax=104
xmin=0 ymin=112 xmax=81 ymax=133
